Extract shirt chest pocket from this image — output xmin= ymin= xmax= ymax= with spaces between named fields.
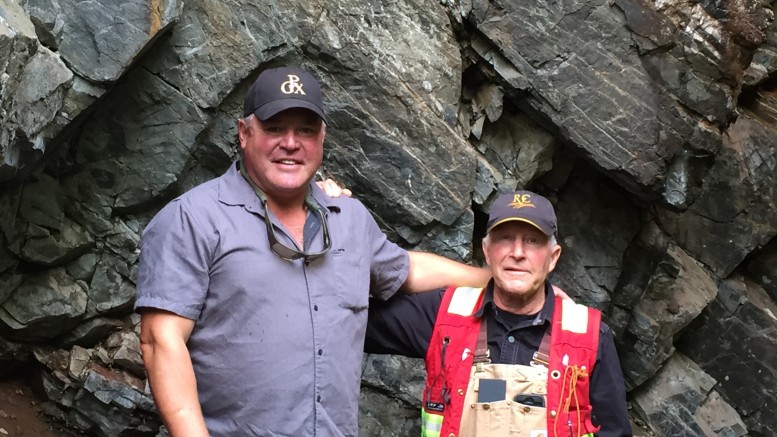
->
xmin=327 ymin=247 xmax=369 ymax=311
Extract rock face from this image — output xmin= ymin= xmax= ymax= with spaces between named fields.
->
xmin=678 ymin=275 xmax=777 ymax=436
xmin=631 ymin=352 xmax=748 ymax=436
xmin=1 ymin=0 xmax=776 ymax=436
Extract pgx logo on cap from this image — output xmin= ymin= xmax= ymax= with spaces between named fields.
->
xmin=280 ymin=75 xmax=306 ymax=95
xmin=244 ymin=66 xmax=326 ymax=122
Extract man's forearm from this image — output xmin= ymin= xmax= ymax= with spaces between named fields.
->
xmin=142 ymin=339 xmax=208 ymax=436
xmin=401 ymin=251 xmax=491 ymax=293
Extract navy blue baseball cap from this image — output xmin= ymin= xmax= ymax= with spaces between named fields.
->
xmin=486 ymin=191 xmax=557 ymax=236
xmin=243 ymin=67 xmax=326 ymax=122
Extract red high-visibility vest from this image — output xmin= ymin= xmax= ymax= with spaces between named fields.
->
xmin=421 ymin=286 xmax=601 ymax=437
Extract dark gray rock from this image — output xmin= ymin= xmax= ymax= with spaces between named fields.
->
xmin=18 ymin=0 xmax=64 ymax=49
xmin=0 ymin=235 xmax=17 ymax=277
xmin=0 ymin=0 xmax=73 ymax=182
xmin=34 ymin=344 xmax=160 ymax=436
xmin=63 ymin=66 xmax=208 ymax=212
xmin=141 ymin=0 xmax=293 ymax=109
xmin=0 ymin=335 xmax=29 ymax=373
xmin=359 ymin=354 xmax=425 ymax=437
xmin=10 ymin=174 xmax=95 ymax=265
xmin=57 ymin=317 xmax=123 ymax=348
xmin=0 ymin=272 xmax=22 ymax=306
xmin=316 ymin=0 xmax=478 ymax=235
xmin=454 ymin=1 xmax=672 ymax=196
xmin=743 ymin=1 xmax=777 ymax=87
xmin=472 ymin=157 xmax=502 ymax=206
xmin=678 ymin=275 xmax=777 ymax=436
xmin=18 ymin=217 xmax=93 ymax=266
xmin=411 ymin=210 xmax=475 ymax=262
xmin=746 ymin=236 xmax=777 ymax=302
xmin=362 ymin=355 xmax=425 ymax=406
xmin=104 ymin=330 xmax=144 ymax=378
xmin=19 ymin=172 xmax=64 ymax=228
xmin=631 ymin=352 xmax=747 ymax=437
xmin=609 ymin=221 xmax=671 ymax=337
xmin=359 ymin=388 xmax=420 ymax=437
xmin=66 ymin=344 xmax=91 ymax=380
xmin=65 ymin=251 xmax=98 ymax=282
xmin=449 ymin=0 xmax=770 ymax=200
xmin=658 ymin=104 xmax=777 ymax=278
xmin=0 ymin=268 xmax=87 ymax=341
xmin=473 ymin=109 xmax=555 ymax=191
xmin=617 ymin=243 xmax=718 ymax=389
xmin=87 ymin=253 xmax=136 ymax=316
xmin=617 ymin=0 xmax=770 ymax=122
xmin=547 ymin=164 xmax=642 ymax=310
xmin=23 ymin=0 xmax=182 ymax=83
xmin=109 ymin=217 xmax=141 ymax=251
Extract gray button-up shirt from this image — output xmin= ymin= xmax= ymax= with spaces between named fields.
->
xmin=135 ymin=162 xmax=410 ymax=436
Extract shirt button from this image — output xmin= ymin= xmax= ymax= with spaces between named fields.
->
xmin=318 ymin=349 xmax=323 ymax=356
xmin=448 ymin=433 xmax=455 ymax=437
xmin=549 ymin=410 xmax=557 ymax=418
xmin=317 ymin=395 xmax=321 ymax=402
xmin=457 ymin=389 xmax=464 ymax=396
xmin=508 ymin=336 xmax=515 ymax=343
xmin=314 ymin=305 xmax=319 ymax=311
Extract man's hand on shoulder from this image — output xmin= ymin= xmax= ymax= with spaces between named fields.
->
xmin=316 ymin=178 xmax=352 ymax=198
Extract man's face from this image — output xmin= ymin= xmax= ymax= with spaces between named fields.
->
xmin=238 ymin=108 xmax=325 ymax=201
xmin=483 ymin=221 xmax=561 ymax=300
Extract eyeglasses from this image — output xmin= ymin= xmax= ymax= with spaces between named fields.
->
xmin=263 ymin=197 xmax=331 ymax=262
xmin=238 ymin=160 xmax=331 ymax=262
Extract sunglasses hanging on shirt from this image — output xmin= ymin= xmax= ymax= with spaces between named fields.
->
xmin=238 ymin=161 xmax=331 ymax=262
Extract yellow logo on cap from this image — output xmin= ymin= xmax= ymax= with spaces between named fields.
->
xmin=280 ymin=75 xmax=306 ymax=95
xmin=509 ymin=194 xmax=536 ymax=209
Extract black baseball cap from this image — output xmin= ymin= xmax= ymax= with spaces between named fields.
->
xmin=243 ymin=67 xmax=326 ymax=122
xmin=486 ymin=191 xmax=557 ymax=236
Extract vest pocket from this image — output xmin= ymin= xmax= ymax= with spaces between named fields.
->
xmin=471 ymin=400 xmax=547 ymax=437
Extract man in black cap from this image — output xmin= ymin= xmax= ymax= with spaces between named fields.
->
xmin=366 ymin=190 xmax=632 ymax=437
xmin=134 ymin=67 xmax=490 ymax=436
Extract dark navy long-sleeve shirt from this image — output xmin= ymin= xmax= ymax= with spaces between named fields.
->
xmin=365 ymin=282 xmax=633 ymax=437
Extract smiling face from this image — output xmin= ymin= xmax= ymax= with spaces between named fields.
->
xmin=238 ymin=108 xmax=325 ymax=204
xmin=483 ymin=221 xmax=561 ymax=312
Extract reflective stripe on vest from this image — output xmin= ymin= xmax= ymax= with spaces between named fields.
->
xmin=421 ymin=409 xmax=443 ymax=437
xmin=447 ymin=286 xmax=483 ymax=316
xmin=560 ymin=298 xmax=589 ymax=334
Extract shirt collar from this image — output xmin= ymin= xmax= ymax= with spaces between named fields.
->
xmin=473 ymin=280 xmax=555 ymax=327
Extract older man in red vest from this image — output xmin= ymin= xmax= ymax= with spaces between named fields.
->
xmin=366 ymin=190 xmax=632 ymax=437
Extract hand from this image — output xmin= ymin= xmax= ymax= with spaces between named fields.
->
xmin=552 ymin=284 xmax=573 ymax=301
xmin=316 ymin=178 xmax=352 ymax=198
